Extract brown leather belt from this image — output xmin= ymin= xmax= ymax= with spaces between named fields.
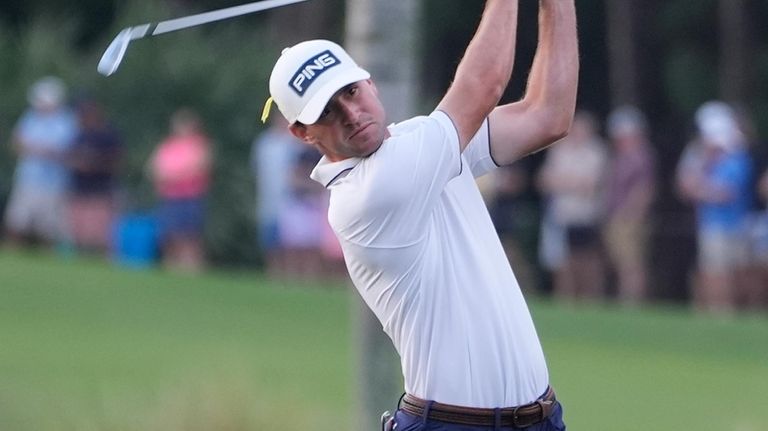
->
xmin=401 ymin=386 xmax=556 ymax=428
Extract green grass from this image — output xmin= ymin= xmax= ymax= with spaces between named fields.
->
xmin=0 ymin=251 xmax=352 ymax=431
xmin=534 ymin=305 xmax=768 ymax=430
xmin=1 ymin=250 xmax=767 ymax=431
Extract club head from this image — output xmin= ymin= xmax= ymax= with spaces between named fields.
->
xmin=98 ymin=28 xmax=133 ymax=76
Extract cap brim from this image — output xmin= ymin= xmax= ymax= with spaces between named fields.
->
xmin=296 ymin=67 xmax=370 ymax=125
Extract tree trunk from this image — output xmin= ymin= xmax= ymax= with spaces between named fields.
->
xmin=346 ymin=0 xmax=419 ymax=123
xmin=269 ymin=0 xmax=344 ymax=46
xmin=605 ymin=0 xmax=639 ymax=107
xmin=345 ymin=1 xmax=420 ymax=430
xmin=718 ymin=0 xmax=750 ymax=106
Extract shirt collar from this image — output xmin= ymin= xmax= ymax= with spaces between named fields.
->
xmin=310 ymin=156 xmax=362 ymax=188
xmin=309 ymin=122 xmax=397 ymax=188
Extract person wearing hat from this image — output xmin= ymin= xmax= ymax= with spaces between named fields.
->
xmin=602 ymin=105 xmax=656 ymax=305
xmin=676 ymin=101 xmax=754 ymax=314
xmin=264 ymin=0 xmax=578 ymax=429
xmin=4 ymin=76 xmax=78 ymax=249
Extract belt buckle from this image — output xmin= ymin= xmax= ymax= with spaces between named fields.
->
xmin=381 ymin=410 xmax=395 ymax=431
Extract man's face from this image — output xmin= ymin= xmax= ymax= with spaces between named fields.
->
xmin=290 ymin=79 xmax=387 ymax=161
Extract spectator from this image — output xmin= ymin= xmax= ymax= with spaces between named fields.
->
xmin=3 ymin=77 xmax=78 ymax=250
xmin=602 ymin=106 xmax=657 ymax=305
xmin=737 ymin=106 xmax=768 ymax=311
xmin=751 ymin=168 xmax=768 ymax=307
xmin=278 ymin=148 xmax=327 ymax=279
xmin=537 ymin=110 xmax=608 ymax=301
xmin=250 ymin=115 xmax=303 ymax=276
xmin=66 ymin=98 xmax=122 ymax=255
xmin=148 ymin=108 xmax=212 ymax=272
xmin=537 ymin=198 xmax=566 ymax=291
xmin=676 ymin=101 xmax=753 ymax=314
xmin=487 ymin=160 xmax=538 ymax=293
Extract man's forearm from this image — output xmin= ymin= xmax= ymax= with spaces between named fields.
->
xmin=525 ymin=0 xmax=579 ymax=138
xmin=454 ymin=0 xmax=519 ymax=96
xmin=437 ymin=0 xmax=519 ymax=148
xmin=485 ymin=0 xmax=579 ymax=165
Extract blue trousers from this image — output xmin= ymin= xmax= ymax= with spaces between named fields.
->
xmin=391 ymin=400 xmax=566 ymax=431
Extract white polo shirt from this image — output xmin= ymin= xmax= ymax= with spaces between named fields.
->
xmin=310 ymin=111 xmax=548 ymax=408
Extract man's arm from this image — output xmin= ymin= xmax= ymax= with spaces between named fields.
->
xmin=488 ymin=0 xmax=579 ymax=165
xmin=436 ymin=0 xmax=519 ymax=150
xmin=11 ymin=133 xmax=60 ymax=160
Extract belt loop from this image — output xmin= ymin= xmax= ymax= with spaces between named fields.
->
xmin=536 ymin=399 xmax=547 ymax=423
xmin=421 ymin=400 xmax=434 ymax=426
xmin=396 ymin=393 xmax=406 ymax=410
xmin=493 ymin=407 xmax=502 ymax=431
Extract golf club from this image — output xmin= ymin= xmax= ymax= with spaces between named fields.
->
xmin=98 ymin=0 xmax=310 ymax=76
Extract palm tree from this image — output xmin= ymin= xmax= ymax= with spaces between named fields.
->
xmin=269 ymin=0 xmax=344 ymax=45
xmin=605 ymin=0 xmax=640 ymax=106
xmin=346 ymin=0 xmax=420 ymax=123
xmin=718 ymin=0 xmax=751 ymax=105
xmin=345 ymin=0 xmax=420 ymax=429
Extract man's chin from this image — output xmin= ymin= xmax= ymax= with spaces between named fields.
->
xmin=356 ymin=138 xmax=384 ymax=158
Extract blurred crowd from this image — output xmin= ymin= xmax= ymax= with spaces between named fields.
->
xmin=483 ymin=103 xmax=768 ymax=315
xmin=1 ymin=76 xmax=215 ymax=273
xmin=250 ymin=115 xmax=345 ymax=280
xmin=4 ymin=77 xmax=121 ymax=257
xmin=3 ymin=76 xmax=768 ymax=314
xmin=1 ymin=75 xmax=343 ymax=279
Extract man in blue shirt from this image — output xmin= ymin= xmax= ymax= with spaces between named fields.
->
xmin=4 ymin=76 xmax=77 ymax=248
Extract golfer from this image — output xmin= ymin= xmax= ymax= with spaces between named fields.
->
xmin=266 ymin=0 xmax=578 ymax=429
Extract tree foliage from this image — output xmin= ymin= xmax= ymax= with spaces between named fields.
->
xmin=1 ymin=0 xmax=280 ymax=265
xmin=3 ymin=0 xmax=768 ymax=268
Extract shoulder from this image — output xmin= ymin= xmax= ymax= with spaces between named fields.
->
xmin=640 ymin=144 xmax=657 ymax=164
xmin=56 ymin=108 xmax=78 ymax=128
xmin=106 ymin=125 xmax=122 ymax=144
xmin=96 ymin=127 xmax=122 ymax=147
xmin=15 ymin=110 xmax=38 ymax=128
xmin=62 ymin=107 xmax=77 ymax=121
xmin=584 ymin=140 xmax=608 ymax=165
xmin=374 ymin=111 xmax=461 ymax=171
xmin=388 ymin=111 xmax=457 ymax=141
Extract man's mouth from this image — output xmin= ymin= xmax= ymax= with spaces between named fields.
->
xmin=349 ymin=122 xmax=373 ymax=140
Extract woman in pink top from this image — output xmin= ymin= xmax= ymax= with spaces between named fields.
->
xmin=149 ymin=108 xmax=212 ymax=272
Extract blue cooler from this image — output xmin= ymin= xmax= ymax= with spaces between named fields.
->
xmin=112 ymin=213 xmax=159 ymax=268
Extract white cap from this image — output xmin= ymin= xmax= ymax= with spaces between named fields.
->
xmin=606 ymin=105 xmax=647 ymax=138
xmin=695 ymin=101 xmax=742 ymax=152
xmin=28 ymin=76 xmax=66 ymax=108
xmin=268 ymin=39 xmax=370 ymax=124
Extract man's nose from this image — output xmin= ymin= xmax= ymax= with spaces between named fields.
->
xmin=338 ymin=100 xmax=360 ymax=124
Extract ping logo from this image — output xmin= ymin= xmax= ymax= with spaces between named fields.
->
xmin=290 ymin=50 xmax=340 ymax=96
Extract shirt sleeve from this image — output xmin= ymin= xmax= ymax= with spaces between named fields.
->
xmin=377 ymin=110 xmax=463 ymax=202
xmin=462 ymin=118 xmax=497 ymax=178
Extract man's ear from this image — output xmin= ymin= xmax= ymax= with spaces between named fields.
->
xmin=367 ymin=79 xmax=378 ymax=96
xmin=288 ymin=123 xmax=312 ymax=145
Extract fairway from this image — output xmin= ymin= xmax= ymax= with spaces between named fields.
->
xmin=1 ymin=251 xmax=766 ymax=431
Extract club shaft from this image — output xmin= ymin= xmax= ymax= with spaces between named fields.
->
xmin=151 ymin=0 xmax=308 ymax=35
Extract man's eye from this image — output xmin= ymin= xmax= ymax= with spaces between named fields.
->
xmin=348 ymin=86 xmax=358 ymax=96
xmin=320 ymin=108 xmax=331 ymax=119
